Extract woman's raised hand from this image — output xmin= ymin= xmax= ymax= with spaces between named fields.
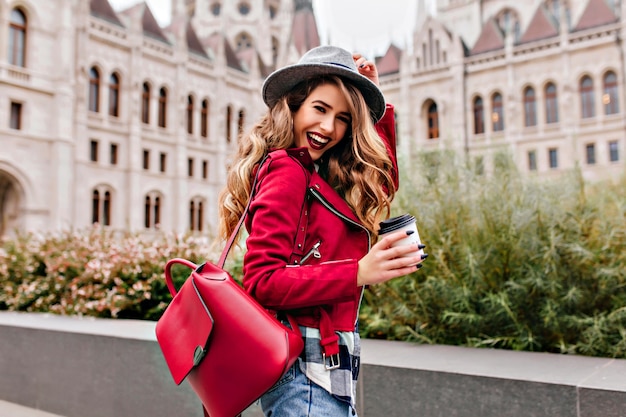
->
xmin=353 ymin=53 xmax=379 ymax=86
xmin=356 ymin=230 xmax=426 ymax=286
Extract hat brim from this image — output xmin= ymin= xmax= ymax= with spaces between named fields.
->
xmin=262 ymin=63 xmax=386 ymax=122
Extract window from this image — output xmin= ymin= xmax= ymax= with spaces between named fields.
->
xmin=497 ymin=9 xmax=521 ymax=42
xmin=427 ymin=102 xmax=439 ymax=139
xmin=269 ymin=4 xmax=277 ymax=19
xmin=201 ymin=99 xmax=209 ymax=137
xmin=545 ymin=0 xmax=572 ymax=29
xmin=272 ymin=37 xmax=279 ymax=64
xmin=160 ymin=152 xmax=167 ymax=173
xmin=492 ymin=93 xmax=504 ymax=132
xmin=10 ymin=101 xmax=22 ymax=130
xmin=158 ymin=87 xmax=167 ymax=128
xmin=238 ymin=2 xmax=251 ymax=15
xmin=523 ymin=87 xmax=537 ymax=127
xmin=144 ymin=193 xmax=161 ymax=229
xmin=9 ymin=8 xmax=27 ymax=67
xmin=92 ymin=188 xmax=112 ymax=226
xmin=110 ymin=143 xmax=118 ymax=165
xmin=585 ymin=143 xmax=596 ymax=165
xmin=210 ymin=2 xmax=221 ymax=16
xmin=235 ymin=32 xmax=253 ymax=51
xmin=238 ymin=109 xmax=246 ymax=139
xmin=189 ymin=198 xmax=204 ymax=232
xmin=89 ymin=67 xmax=100 ymax=112
xmin=142 ymin=82 xmax=150 ymax=124
xmin=109 ymin=73 xmax=120 ymax=117
xmin=202 ymin=160 xmax=208 ymax=179
xmin=603 ymin=71 xmax=619 ymax=115
xmin=580 ymin=76 xmax=595 ymax=118
xmin=187 ymin=95 xmax=194 ymax=134
xmin=609 ymin=141 xmax=619 ymax=162
xmin=226 ymin=105 xmax=232 ymax=142
xmin=549 ymin=148 xmax=558 ymax=169
xmin=188 ymin=158 xmax=194 ymax=177
xmin=90 ymin=140 xmax=99 ymax=162
xmin=528 ymin=150 xmax=537 ymax=171
xmin=545 ymin=83 xmax=559 ymax=124
xmin=473 ymin=96 xmax=484 ymax=134
xmin=143 ymin=149 xmax=150 ymax=170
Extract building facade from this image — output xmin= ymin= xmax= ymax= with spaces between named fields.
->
xmin=381 ymin=0 xmax=625 ymax=182
xmin=0 ymin=0 xmax=319 ymax=238
xmin=1 ymin=0 xmax=624 ymax=239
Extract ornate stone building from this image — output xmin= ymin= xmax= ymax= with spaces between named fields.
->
xmin=1 ymin=0 xmax=624 ymax=238
xmin=0 ymin=0 xmax=319 ymax=237
xmin=380 ymin=0 xmax=625 ymax=182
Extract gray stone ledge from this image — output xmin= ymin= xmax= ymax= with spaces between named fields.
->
xmin=1 ymin=311 xmax=625 ymax=417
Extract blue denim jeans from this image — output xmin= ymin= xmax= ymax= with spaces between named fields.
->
xmin=260 ymin=362 xmax=357 ymax=417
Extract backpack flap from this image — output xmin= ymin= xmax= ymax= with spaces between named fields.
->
xmin=156 ymin=270 xmax=214 ymax=385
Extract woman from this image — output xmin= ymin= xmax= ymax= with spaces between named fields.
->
xmin=218 ymin=46 xmax=427 ymax=416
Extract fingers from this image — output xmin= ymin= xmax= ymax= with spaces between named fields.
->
xmin=352 ymin=53 xmax=379 ymax=85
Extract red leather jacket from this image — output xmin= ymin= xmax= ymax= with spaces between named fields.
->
xmin=243 ymin=104 xmax=398 ymax=332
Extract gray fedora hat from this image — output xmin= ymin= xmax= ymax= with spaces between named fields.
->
xmin=262 ymin=45 xmax=386 ymax=122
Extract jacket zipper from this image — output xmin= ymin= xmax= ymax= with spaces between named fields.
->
xmin=308 ymin=187 xmax=371 ymax=249
xmin=300 ymin=240 xmax=321 ymax=264
xmin=308 ymin=187 xmax=370 ymax=328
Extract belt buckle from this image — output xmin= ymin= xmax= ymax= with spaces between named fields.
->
xmin=323 ymin=353 xmax=340 ymax=370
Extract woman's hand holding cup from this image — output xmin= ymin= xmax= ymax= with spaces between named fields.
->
xmin=357 ymin=217 xmax=427 ymax=287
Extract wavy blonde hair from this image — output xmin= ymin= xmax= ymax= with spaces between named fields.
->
xmin=218 ymin=75 xmax=395 ymax=241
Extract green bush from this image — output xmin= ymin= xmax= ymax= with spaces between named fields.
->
xmin=360 ymin=151 xmax=626 ymax=358
xmin=1 ymin=152 xmax=624 ymax=358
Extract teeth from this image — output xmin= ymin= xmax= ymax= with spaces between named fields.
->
xmin=308 ymin=133 xmax=328 ymax=144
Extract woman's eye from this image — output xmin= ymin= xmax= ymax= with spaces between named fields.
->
xmin=338 ymin=116 xmax=351 ymax=124
xmin=314 ymin=105 xmax=326 ymax=113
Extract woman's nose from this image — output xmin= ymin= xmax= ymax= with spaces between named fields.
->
xmin=319 ymin=116 xmax=334 ymax=134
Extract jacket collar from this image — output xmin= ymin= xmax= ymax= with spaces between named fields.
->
xmin=285 ymin=147 xmax=361 ymax=225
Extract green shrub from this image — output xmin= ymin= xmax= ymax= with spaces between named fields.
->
xmin=359 ymin=151 xmax=626 ymax=358
xmin=1 ymin=151 xmax=624 ymax=358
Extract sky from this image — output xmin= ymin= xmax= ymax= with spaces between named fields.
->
xmin=107 ymin=0 xmax=435 ymax=57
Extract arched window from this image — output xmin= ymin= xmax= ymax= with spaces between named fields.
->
xmin=545 ymin=0 xmax=572 ymax=30
xmin=226 ymin=105 xmax=232 ymax=142
xmin=496 ymin=9 xmax=521 ymax=42
xmin=523 ymin=87 xmax=537 ymax=127
xmin=158 ymin=87 xmax=167 ymax=128
xmin=238 ymin=2 xmax=251 ymax=15
xmin=545 ymin=82 xmax=559 ymax=124
xmin=9 ymin=8 xmax=27 ymax=67
xmin=238 ymin=109 xmax=246 ymax=139
xmin=603 ymin=71 xmax=619 ymax=115
xmin=92 ymin=188 xmax=112 ymax=226
xmin=580 ymin=76 xmax=595 ymax=118
xmin=142 ymin=82 xmax=150 ymax=124
xmin=473 ymin=96 xmax=485 ymax=134
xmin=109 ymin=73 xmax=120 ymax=117
xmin=88 ymin=67 xmax=100 ymax=112
xmin=189 ymin=198 xmax=204 ymax=232
xmin=235 ymin=32 xmax=253 ymax=51
xmin=144 ymin=193 xmax=162 ymax=229
xmin=201 ymin=99 xmax=209 ymax=138
xmin=269 ymin=3 xmax=278 ymax=19
xmin=272 ymin=37 xmax=279 ymax=65
xmin=492 ymin=93 xmax=504 ymax=131
xmin=187 ymin=95 xmax=194 ymax=134
xmin=427 ymin=102 xmax=439 ymax=139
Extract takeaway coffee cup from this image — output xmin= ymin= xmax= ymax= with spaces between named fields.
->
xmin=378 ymin=214 xmax=424 ymax=257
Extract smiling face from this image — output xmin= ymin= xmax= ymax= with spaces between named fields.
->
xmin=292 ymin=82 xmax=352 ymax=161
